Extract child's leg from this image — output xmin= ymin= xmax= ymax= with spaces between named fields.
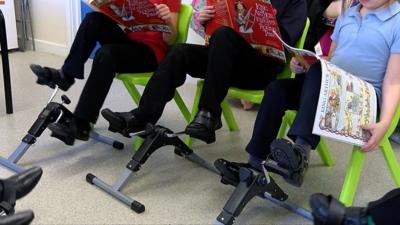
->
xmin=367 ymin=188 xmax=400 ymax=225
xmin=269 ymin=63 xmax=322 ymax=186
xmin=245 ymin=78 xmax=304 ymax=167
xmin=287 ymin=62 xmax=322 ymax=149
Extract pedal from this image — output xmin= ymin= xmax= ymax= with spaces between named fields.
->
xmin=48 ymin=123 xmax=75 ymax=146
xmin=214 ymin=159 xmax=240 ymax=186
xmin=263 ymin=159 xmax=303 ymax=187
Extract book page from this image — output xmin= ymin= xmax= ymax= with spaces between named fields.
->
xmin=312 ymin=59 xmax=377 ymax=146
xmin=274 ymin=31 xmax=319 ymax=70
xmin=205 ymin=0 xmax=286 ymax=62
xmin=87 ymin=0 xmax=170 ymax=33
xmin=190 ymin=0 xmax=207 ymax=38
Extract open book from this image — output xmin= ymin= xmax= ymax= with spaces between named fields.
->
xmin=275 ymin=34 xmax=377 ymax=146
xmin=87 ymin=0 xmax=170 ymax=33
xmin=191 ymin=0 xmax=286 ymax=62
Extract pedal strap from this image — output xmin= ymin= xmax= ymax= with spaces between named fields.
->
xmin=326 ymin=196 xmax=346 ymax=225
xmin=0 ymin=201 xmax=14 ymax=215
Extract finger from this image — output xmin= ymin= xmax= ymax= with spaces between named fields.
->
xmin=361 ymin=136 xmax=378 ymax=152
xmin=159 ymin=10 xmax=170 ymax=17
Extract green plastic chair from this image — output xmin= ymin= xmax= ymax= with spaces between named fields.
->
xmin=337 ymin=105 xmax=400 ymax=206
xmin=115 ymin=4 xmax=193 ymax=149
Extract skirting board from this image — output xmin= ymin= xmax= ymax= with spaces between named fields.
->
xmin=24 ymin=38 xmax=69 ymax=56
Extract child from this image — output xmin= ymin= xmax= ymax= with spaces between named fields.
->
xmin=29 ymin=0 xmax=180 ymax=144
xmin=222 ymin=0 xmax=400 ymax=187
xmin=102 ymin=0 xmax=307 ymax=144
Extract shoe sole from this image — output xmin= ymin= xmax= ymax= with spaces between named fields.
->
xmin=270 ymin=139 xmax=303 ymax=187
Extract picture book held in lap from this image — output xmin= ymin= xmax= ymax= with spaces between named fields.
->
xmin=190 ymin=0 xmax=286 ymax=62
xmin=275 ymin=33 xmax=377 ymax=146
xmin=87 ymin=0 xmax=170 ymax=32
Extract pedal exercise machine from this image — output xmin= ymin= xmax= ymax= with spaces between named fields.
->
xmin=0 ymin=86 xmax=124 ymax=173
xmin=214 ymin=159 xmax=313 ymax=225
xmin=86 ymin=124 xmax=314 ymax=223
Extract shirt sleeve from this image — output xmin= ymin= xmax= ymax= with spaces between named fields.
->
xmin=278 ymin=0 xmax=308 ymax=46
xmin=391 ymin=22 xmax=400 ymax=53
xmin=165 ymin=0 xmax=181 ymax=12
xmin=330 ymin=14 xmax=343 ymax=42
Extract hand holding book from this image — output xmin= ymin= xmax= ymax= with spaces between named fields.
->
xmin=155 ymin=4 xmax=172 ymax=25
xmin=87 ymin=0 xmax=171 ymax=33
xmin=198 ymin=5 xmax=216 ymax=24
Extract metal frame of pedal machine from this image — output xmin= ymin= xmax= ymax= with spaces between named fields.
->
xmin=0 ymin=86 xmax=124 ymax=173
xmin=86 ymin=124 xmax=314 ymax=224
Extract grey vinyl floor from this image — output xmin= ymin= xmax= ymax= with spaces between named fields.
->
xmin=0 ymin=50 xmax=398 ymax=225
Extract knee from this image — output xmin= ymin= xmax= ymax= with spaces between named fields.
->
xmin=209 ymin=26 xmax=238 ymax=44
xmin=164 ymin=43 xmax=187 ymax=63
xmin=93 ymin=45 xmax=115 ymax=64
xmin=82 ymin=12 xmax=105 ymax=26
xmin=264 ymin=81 xmax=286 ymax=99
xmin=170 ymin=43 xmax=186 ymax=56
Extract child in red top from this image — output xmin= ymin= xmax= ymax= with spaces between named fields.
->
xmin=29 ymin=0 xmax=181 ymax=145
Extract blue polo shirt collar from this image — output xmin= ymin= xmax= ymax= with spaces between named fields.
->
xmin=349 ymin=1 xmax=400 ymax=21
xmin=373 ymin=1 xmax=400 ymax=21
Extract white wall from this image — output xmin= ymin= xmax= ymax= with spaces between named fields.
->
xmin=27 ymin=0 xmax=202 ymax=57
xmin=0 ymin=1 xmax=18 ymax=49
xmin=24 ymin=0 xmax=70 ymax=55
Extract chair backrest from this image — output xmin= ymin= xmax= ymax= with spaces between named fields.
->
xmin=276 ymin=18 xmax=310 ymax=80
xmin=174 ymin=4 xmax=193 ymax=45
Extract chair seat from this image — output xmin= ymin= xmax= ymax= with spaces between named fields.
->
xmin=116 ymin=72 xmax=152 ymax=86
xmin=228 ymin=88 xmax=264 ymax=104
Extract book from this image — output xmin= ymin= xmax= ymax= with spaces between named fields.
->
xmin=275 ymin=35 xmax=377 ymax=146
xmin=87 ymin=0 xmax=170 ymax=33
xmin=202 ymin=0 xmax=286 ymax=62
xmin=190 ymin=0 xmax=207 ymax=38
xmin=274 ymin=31 xmax=319 ymax=70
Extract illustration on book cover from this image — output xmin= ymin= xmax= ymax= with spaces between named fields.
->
xmin=316 ymin=60 xmax=376 ymax=145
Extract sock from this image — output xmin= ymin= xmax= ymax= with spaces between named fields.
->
xmin=248 ymin=154 xmax=264 ymax=171
xmin=295 ymin=137 xmax=311 ymax=160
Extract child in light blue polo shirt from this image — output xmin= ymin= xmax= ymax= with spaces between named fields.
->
xmin=219 ymin=0 xmax=400 ymax=189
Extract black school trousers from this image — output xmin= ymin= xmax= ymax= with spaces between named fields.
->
xmin=133 ymin=26 xmax=284 ymax=124
xmin=246 ymin=62 xmax=322 ymax=159
xmin=62 ymin=12 xmax=157 ymax=123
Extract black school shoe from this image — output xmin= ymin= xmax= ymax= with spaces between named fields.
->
xmin=2 ymin=167 xmax=43 ymax=201
xmin=101 ymin=108 xmax=146 ymax=138
xmin=185 ymin=110 xmax=222 ymax=144
xmin=310 ymin=193 xmax=368 ymax=225
xmin=30 ymin=64 xmax=74 ymax=91
xmin=270 ymin=139 xmax=309 ymax=187
xmin=47 ymin=117 xmax=91 ymax=146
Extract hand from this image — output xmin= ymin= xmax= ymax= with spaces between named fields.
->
xmin=198 ymin=6 xmax=215 ymax=24
xmin=290 ymin=58 xmax=306 ymax=74
xmin=361 ymin=122 xmax=390 ymax=152
xmin=155 ymin=4 xmax=172 ymax=24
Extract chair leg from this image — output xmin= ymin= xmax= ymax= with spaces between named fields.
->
xmin=184 ymin=81 xmax=203 ymax=147
xmin=122 ymin=81 xmax=141 ymax=106
xmin=173 ymin=90 xmax=191 ymax=123
xmin=380 ymin=138 xmax=400 ymax=186
xmin=221 ymin=99 xmax=239 ymax=131
xmin=316 ymin=138 xmax=335 ymax=167
xmin=134 ymin=137 xmax=144 ymax=151
xmin=277 ymin=115 xmax=289 ymax=139
xmin=339 ymin=146 xmax=365 ymax=206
